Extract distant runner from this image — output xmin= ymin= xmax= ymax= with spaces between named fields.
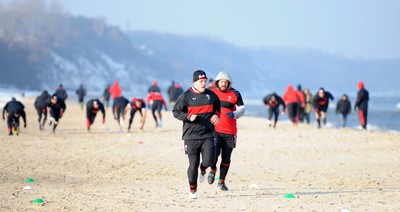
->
xmin=47 ymin=95 xmax=66 ymax=133
xmin=86 ymin=99 xmax=106 ymax=131
xmin=128 ymin=97 xmax=147 ymax=132
xmin=263 ymin=92 xmax=286 ymax=128
xmin=355 ymin=81 xmax=369 ymax=129
xmin=34 ymin=90 xmax=51 ymax=130
xmin=312 ymin=88 xmax=334 ymax=128
xmin=3 ymin=97 xmax=26 ymax=136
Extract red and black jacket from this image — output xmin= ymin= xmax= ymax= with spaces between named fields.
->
xmin=173 ymin=87 xmax=220 ymax=140
xmin=211 ymin=87 xmax=244 ymax=136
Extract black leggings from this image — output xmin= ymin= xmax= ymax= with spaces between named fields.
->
xmin=151 ymin=101 xmax=163 ymax=124
xmin=185 ymin=138 xmax=216 ymax=186
xmin=268 ymin=107 xmax=279 ymax=126
xmin=129 ymin=109 xmax=143 ymax=128
xmin=211 ymin=133 xmax=235 ymax=181
xmin=36 ymin=107 xmax=47 ymax=125
xmin=287 ymin=103 xmax=298 ymax=123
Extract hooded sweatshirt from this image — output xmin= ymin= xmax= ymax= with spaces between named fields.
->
xmin=211 ymin=71 xmax=245 ymax=136
xmin=355 ymin=82 xmax=369 ymax=111
xmin=282 ymin=85 xmax=305 ymax=105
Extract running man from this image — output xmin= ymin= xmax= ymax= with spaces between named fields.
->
xmin=336 ymin=94 xmax=352 ymax=127
xmin=312 ymin=88 xmax=334 ymax=128
xmin=34 ymin=90 xmax=51 ymax=130
xmin=47 ymin=95 xmax=66 ymax=133
xmin=76 ymin=84 xmax=87 ymax=110
xmin=355 ymin=81 xmax=369 ymax=129
xmin=3 ymin=97 xmax=26 ymax=136
xmin=146 ymin=91 xmax=167 ymax=128
xmin=263 ymin=92 xmax=286 ymax=128
xmin=128 ymin=97 xmax=147 ymax=132
xmin=103 ymin=84 xmax=111 ymax=108
xmin=54 ymin=84 xmax=68 ymax=100
xmin=282 ymin=85 xmax=305 ymax=126
xmin=109 ymin=81 xmax=122 ymax=102
xmin=173 ymin=70 xmax=220 ymax=199
xmin=86 ymin=99 xmax=106 ymax=131
xmin=209 ymin=71 xmax=245 ymax=191
xmin=112 ymin=96 xmax=130 ymax=129
xmin=148 ymin=80 xmax=161 ymax=93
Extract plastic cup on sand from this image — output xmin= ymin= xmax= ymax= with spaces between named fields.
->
xmin=284 ymin=193 xmax=296 ymax=198
xmin=32 ymin=198 xmax=44 ymax=204
xmin=25 ymin=178 xmax=34 ymax=183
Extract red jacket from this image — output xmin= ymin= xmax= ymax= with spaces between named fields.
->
xmin=109 ymin=81 xmax=122 ymax=99
xmin=282 ymin=85 xmax=305 ymax=106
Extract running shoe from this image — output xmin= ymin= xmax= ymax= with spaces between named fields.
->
xmin=199 ymin=171 xmax=206 ymax=183
xmin=217 ymin=182 xmax=229 ymax=191
xmin=189 ymin=191 xmax=197 ymax=199
xmin=208 ymin=171 xmax=216 ymax=184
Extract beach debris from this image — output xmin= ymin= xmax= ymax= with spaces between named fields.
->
xmin=32 ymin=198 xmax=44 ymax=204
xmin=138 ymin=141 xmax=144 ymax=144
xmin=249 ymin=183 xmax=259 ymax=189
xmin=284 ymin=193 xmax=296 ymax=198
xmin=23 ymin=186 xmax=33 ymax=190
xmin=25 ymin=178 xmax=34 ymax=183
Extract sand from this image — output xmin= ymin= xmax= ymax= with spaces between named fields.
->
xmin=0 ymin=98 xmax=399 ymax=211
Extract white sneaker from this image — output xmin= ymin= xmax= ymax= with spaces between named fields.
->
xmin=189 ymin=191 xmax=197 ymax=199
xmin=199 ymin=172 xmax=206 ymax=183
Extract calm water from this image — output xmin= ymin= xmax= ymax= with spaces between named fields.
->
xmin=245 ymin=96 xmax=400 ymax=132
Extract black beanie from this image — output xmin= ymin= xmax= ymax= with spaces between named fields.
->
xmin=193 ymin=70 xmax=207 ymax=82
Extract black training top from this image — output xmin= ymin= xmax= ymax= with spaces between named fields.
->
xmin=173 ymin=87 xmax=220 ymax=140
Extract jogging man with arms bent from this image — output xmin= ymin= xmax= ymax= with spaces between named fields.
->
xmin=209 ymin=71 xmax=245 ymax=191
xmin=173 ymin=70 xmax=220 ymax=199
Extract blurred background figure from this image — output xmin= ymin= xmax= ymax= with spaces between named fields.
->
xmin=336 ymin=94 xmax=352 ymax=127
xmin=76 ymin=84 xmax=87 ymax=110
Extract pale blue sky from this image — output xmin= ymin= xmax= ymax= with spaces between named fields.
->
xmin=57 ymin=0 xmax=400 ymax=59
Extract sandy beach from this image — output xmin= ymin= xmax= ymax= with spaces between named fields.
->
xmin=0 ymin=98 xmax=399 ymax=211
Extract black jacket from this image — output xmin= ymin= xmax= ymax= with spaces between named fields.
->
xmin=173 ymin=87 xmax=220 ymax=140
xmin=336 ymin=99 xmax=351 ymax=115
xmin=35 ymin=91 xmax=51 ymax=110
xmin=355 ymin=88 xmax=369 ymax=111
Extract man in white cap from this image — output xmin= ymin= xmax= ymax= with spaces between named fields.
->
xmin=209 ymin=71 xmax=245 ymax=191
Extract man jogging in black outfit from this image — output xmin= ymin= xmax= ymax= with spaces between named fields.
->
xmin=112 ymin=96 xmax=130 ymax=129
xmin=173 ymin=70 xmax=220 ymax=199
xmin=34 ymin=90 xmax=51 ymax=130
xmin=3 ymin=97 xmax=27 ymax=136
xmin=86 ymin=99 xmax=106 ymax=131
xmin=355 ymin=81 xmax=369 ymax=129
xmin=263 ymin=92 xmax=286 ymax=128
xmin=47 ymin=95 xmax=66 ymax=133
xmin=128 ymin=97 xmax=147 ymax=132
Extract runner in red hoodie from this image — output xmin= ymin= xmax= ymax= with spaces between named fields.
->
xmin=282 ymin=85 xmax=305 ymax=125
xmin=146 ymin=92 xmax=167 ymax=128
xmin=355 ymin=82 xmax=369 ymax=129
xmin=109 ymin=81 xmax=122 ymax=101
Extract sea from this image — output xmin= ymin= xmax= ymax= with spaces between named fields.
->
xmin=1 ymin=88 xmax=400 ymax=133
xmin=245 ymin=95 xmax=400 ymax=133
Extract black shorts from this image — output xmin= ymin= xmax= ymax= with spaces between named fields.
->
xmin=216 ymin=132 xmax=236 ymax=149
xmin=184 ymin=137 xmax=216 ymax=155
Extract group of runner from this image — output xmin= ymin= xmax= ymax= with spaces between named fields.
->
xmin=263 ymin=83 xmax=369 ymax=129
xmin=2 ymin=71 xmax=369 ymax=200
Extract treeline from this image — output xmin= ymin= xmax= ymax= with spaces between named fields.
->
xmin=0 ymin=0 xmax=137 ymax=89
